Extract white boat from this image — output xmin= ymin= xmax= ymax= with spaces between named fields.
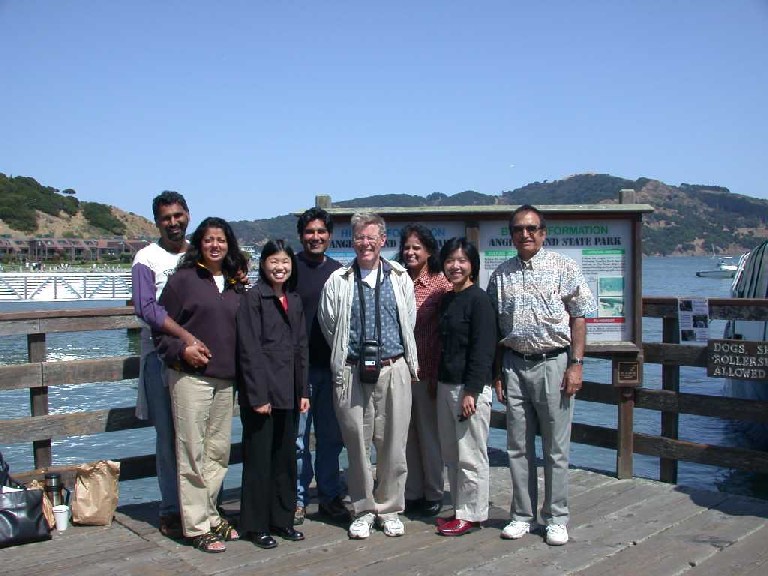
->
xmin=696 ymin=256 xmax=739 ymax=278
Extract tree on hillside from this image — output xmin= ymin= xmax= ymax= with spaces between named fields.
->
xmin=82 ymin=202 xmax=126 ymax=235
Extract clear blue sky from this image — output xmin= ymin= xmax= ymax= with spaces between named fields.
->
xmin=2 ymin=1 xmax=766 ymax=224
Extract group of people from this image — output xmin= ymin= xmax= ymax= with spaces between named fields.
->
xmin=132 ymin=190 xmax=595 ymax=554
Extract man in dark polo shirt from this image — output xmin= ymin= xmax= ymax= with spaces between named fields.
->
xmin=294 ymin=207 xmax=350 ymax=525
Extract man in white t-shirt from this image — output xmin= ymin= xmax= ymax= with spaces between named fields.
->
xmin=132 ymin=191 xmax=209 ymax=539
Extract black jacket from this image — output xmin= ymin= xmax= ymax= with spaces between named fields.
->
xmin=438 ymin=284 xmax=497 ymax=393
xmin=236 ymin=282 xmax=309 ymax=410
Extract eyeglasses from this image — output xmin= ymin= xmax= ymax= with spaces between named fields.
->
xmin=511 ymin=225 xmax=543 ymax=235
xmin=353 ymin=235 xmax=381 ymax=244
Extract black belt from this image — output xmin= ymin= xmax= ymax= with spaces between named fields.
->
xmin=508 ymin=347 xmax=568 ymax=362
xmin=346 ymin=354 xmax=403 ymax=367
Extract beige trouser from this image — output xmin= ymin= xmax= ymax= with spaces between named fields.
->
xmin=437 ymin=383 xmax=492 ymax=522
xmin=334 ymin=358 xmax=412 ymax=519
xmin=167 ymin=369 xmax=234 ymax=537
xmin=405 ymin=380 xmax=444 ymax=502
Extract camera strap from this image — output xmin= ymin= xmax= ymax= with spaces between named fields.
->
xmin=353 ymin=259 xmax=382 ymax=348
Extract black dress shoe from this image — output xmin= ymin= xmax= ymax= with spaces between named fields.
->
xmin=270 ymin=526 xmax=305 ymax=541
xmin=404 ymin=498 xmax=424 ymax=514
xmin=318 ymin=496 xmax=352 ymax=522
xmin=251 ymin=532 xmax=278 ymax=549
xmin=422 ymin=499 xmax=442 ymax=516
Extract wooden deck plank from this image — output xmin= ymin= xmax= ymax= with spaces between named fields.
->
xmin=347 ymin=474 xmax=657 ymax=576
xmin=3 ymin=469 xmax=767 ymax=576
xmin=465 ymin=481 xmax=728 ymax=576
xmin=684 ymin=523 xmax=768 ymax=576
xmin=1 ymin=523 xmax=164 ymax=576
xmin=569 ymin=492 xmax=768 ymax=576
xmin=279 ymin=472 xmax=639 ymax=576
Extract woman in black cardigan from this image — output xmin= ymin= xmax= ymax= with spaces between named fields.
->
xmin=237 ymin=240 xmax=310 ymax=550
xmin=435 ymin=237 xmax=497 ymax=537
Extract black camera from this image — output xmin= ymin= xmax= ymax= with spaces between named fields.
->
xmin=359 ymin=339 xmax=381 ymax=383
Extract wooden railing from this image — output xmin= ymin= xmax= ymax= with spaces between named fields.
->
xmin=639 ymin=297 xmax=768 ymax=480
xmin=2 ymin=300 xmax=768 ymax=487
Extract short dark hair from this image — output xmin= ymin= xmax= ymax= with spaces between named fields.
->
xmin=259 ymin=239 xmax=298 ymax=292
xmin=509 ymin=204 xmax=546 ymax=231
xmin=297 ymin=207 xmax=334 ymax=236
xmin=397 ymin=223 xmax=441 ymax=274
xmin=179 ymin=216 xmax=248 ymax=290
xmin=152 ymin=191 xmax=189 ymax=220
xmin=440 ymin=237 xmax=480 ymax=282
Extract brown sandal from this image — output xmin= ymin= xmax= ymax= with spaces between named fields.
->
xmin=191 ymin=531 xmax=226 ymax=553
xmin=211 ymin=518 xmax=240 ymax=541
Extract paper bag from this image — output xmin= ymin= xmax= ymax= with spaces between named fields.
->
xmin=71 ymin=460 xmax=120 ymax=526
xmin=27 ymin=479 xmax=55 ymax=530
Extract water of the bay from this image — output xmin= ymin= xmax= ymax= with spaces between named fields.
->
xmin=1 ymin=256 xmax=765 ymax=506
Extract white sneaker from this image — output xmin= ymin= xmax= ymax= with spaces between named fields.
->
xmin=348 ymin=512 xmax=376 ymax=539
xmin=545 ymin=524 xmax=569 ymax=546
xmin=501 ymin=520 xmax=531 ymax=540
xmin=378 ymin=515 xmax=405 ymax=537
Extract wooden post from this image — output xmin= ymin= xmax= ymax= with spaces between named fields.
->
xmin=619 ymin=188 xmax=637 ymax=204
xmin=660 ymin=315 xmax=680 ymax=483
xmin=616 ymin=385 xmax=635 ymax=479
xmin=465 ymin=221 xmax=480 ymax=245
xmin=28 ymin=332 xmax=51 ymax=469
xmin=614 ymin=352 xmax=637 ymax=479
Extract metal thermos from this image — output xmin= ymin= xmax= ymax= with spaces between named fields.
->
xmin=44 ymin=472 xmax=68 ymax=507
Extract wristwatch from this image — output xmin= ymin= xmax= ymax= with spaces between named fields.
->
xmin=570 ymin=357 xmax=584 ymax=365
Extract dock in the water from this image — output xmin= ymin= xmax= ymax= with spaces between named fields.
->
xmin=4 ymin=464 xmax=768 ymax=576
xmin=0 ymin=272 xmax=132 ymax=301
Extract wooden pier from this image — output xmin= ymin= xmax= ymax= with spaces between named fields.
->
xmin=3 ymin=302 xmax=768 ymax=574
xmin=3 ymin=462 xmax=768 ymax=575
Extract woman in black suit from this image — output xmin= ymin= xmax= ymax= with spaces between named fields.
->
xmin=237 ymin=239 xmax=310 ymax=549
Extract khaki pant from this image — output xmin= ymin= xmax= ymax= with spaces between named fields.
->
xmin=334 ymin=358 xmax=412 ymax=519
xmin=437 ymin=383 xmax=492 ymax=522
xmin=168 ymin=369 xmax=234 ymax=537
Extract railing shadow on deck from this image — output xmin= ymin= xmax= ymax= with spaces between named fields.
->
xmin=2 ymin=300 xmax=768 ymax=492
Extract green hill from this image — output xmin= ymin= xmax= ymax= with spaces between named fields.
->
xmin=4 ymin=170 xmax=767 ymax=256
xmin=0 ymin=172 xmax=157 ymax=237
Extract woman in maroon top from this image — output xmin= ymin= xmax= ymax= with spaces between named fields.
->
xmin=237 ymin=240 xmax=310 ymax=550
xmin=398 ymin=224 xmax=452 ymax=516
xmin=156 ymin=217 xmax=248 ymax=553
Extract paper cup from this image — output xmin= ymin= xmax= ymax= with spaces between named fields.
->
xmin=53 ymin=504 xmax=70 ymax=532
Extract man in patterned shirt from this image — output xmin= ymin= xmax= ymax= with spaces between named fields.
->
xmin=318 ymin=211 xmax=419 ymax=540
xmin=487 ymin=204 xmax=595 ymax=547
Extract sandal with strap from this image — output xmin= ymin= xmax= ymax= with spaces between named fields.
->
xmin=191 ymin=531 xmax=226 ymax=553
xmin=212 ymin=518 xmax=240 ymax=541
